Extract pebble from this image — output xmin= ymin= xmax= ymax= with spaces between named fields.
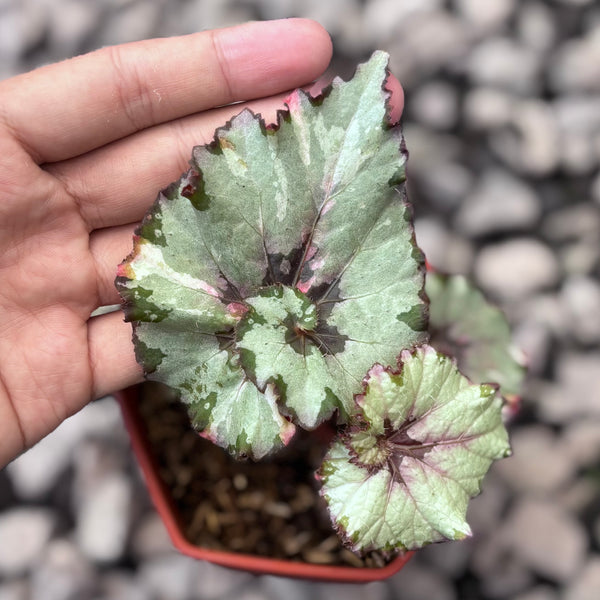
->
xmin=420 ymin=540 xmax=471 ymax=578
xmin=540 ymin=352 xmax=600 ymax=422
xmin=416 ymin=162 xmax=474 ymax=210
xmin=138 ymin=555 xmax=198 ymax=600
xmin=30 ymin=539 xmax=96 ymax=600
xmin=0 ymin=581 xmax=28 ymax=600
xmin=463 ymin=88 xmax=514 ymax=130
xmin=516 ymin=2 xmax=557 ymax=52
xmin=7 ymin=396 xmax=124 ymax=500
xmin=560 ymin=276 xmax=600 ymax=344
xmin=490 ymin=100 xmax=561 ymax=175
xmin=97 ymin=572 xmax=151 ymax=600
xmin=131 ymin=512 xmax=174 ymax=560
xmin=495 ymin=425 xmax=575 ymax=493
xmin=550 ymin=28 xmax=600 ymax=92
xmin=563 ymin=556 xmax=600 ymax=600
xmin=46 ymin=0 xmax=103 ymax=57
xmin=455 ymin=0 xmax=515 ymax=31
xmin=503 ymin=499 xmax=587 ymax=582
xmin=388 ymin=558 xmax=456 ymax=600
xmin=466 ymin=38 xmax=542 ymax=94
xmin=562 ymin=420 xmax=600 ymax=468
xmin=409 ymin=81 xmax=459 ymax=130
xmin=192 ymin=561 xmax=254 ymax=600
xmin=75 ymin=470 xmax=133 ymax=563
xmin=0 ymin=509 xmax=55 ymax=577
xmin=386 ymin=11 xmax=471 ymax=87
xmin=414 ymin=218 xmax=474 ymax=274
xmin=474 ymin=238 xmax=559 ymax=299
xmin=454 ymin=169 xmax=541 ymax=236
xmin=514 ymin=586 xmax=559 ymax=600
xmin=512 ymin=320 xmax=552 ymax=376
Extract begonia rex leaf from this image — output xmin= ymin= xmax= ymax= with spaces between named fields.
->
xmin=426 ymin=272 xmax=526 ymax=399
xmin=116 ymin=52 xmax=427 ymax=459
xmin=320 ymin=345 xmax=510 ymax=553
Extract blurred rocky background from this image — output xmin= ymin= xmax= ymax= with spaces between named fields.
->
xmin=1 ymin=0 xmax=599 ymax=598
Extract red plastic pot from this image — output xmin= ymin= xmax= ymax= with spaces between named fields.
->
xmin=116 ymin=385 xmax=413 ymax=582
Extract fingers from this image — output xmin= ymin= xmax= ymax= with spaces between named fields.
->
xmin=88 ymin=311 xmax=143 ymax=398
xmin=385 ymin=74 xmax=405 ymax=125
xmin=48 ymin=95 xmax=288 ymax=230
xmin=90 ymin=223 xmax=135 ymax=306
xmin=0 ymin=19 xmax=332 ymax=164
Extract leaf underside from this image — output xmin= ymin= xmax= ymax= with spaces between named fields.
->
xmin=116 ymin=51 xmax=427 ymax=459
xmin=320 ymin=345 xmax=510 ymax=554
xmin=426 ymin=272 xmax=526 ymax=399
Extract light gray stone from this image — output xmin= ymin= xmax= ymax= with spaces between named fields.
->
xmin=386 ymin=11 xmax=471 ymax=87
xmin=30 ymin=539 xmax=96 ymax=600
xmin=388 ymin=558 xmax=456 ymax=600
xmin=562 ymin=419 xmax=600 ymax=468
xmin=98 ymin=0 xmax=161 ymax=46
xmin=466 ymin=472 xmax=508 ymax=535
xmin=7 ymin=396 xmax=124 ymax=499
xmin=466 ymin=38 xmax=542 ymax=94
xmin=550 ymin=29 xmax=600 ymax=92
xmin=561 ymin=133 xmax=598 ymax=174
xmin=542 ymin=205 xmax=600 ymax=242
xmin=455 ymin=0 xmax=515 ymax=31
xmin=503 ymin=499 xmax=587 ymax=582
xmin=513 ymin=585 xmax=558 ymax=600
xmin=0 ymin=581 xmax=28 ymax=600
xmin=420 ymin=539 xmax=471 ymax=577
xmin=516 ymin=2 xmax=557 ymax=52
xmin=363 ymin=0 xmax=444 ymax=44
xmin=561 ymin=276 xmax=600 ymax=344
xmin=0 ymin=509 xmax=55 ymax=576
xmin=414 ymin=218 xmax=474 ymax=274
xmin=455 ymin=170 xmax=541 ymax=236
xmin=139 ymin=555 xmax=198 ymax=600
xmin=97 ymin=572 xmax=151 ymax=600
xmin=464 ymin=88 xmax=514 ymax=130
xmin=417 ymin=161 xmax=474 ymax=209
xmin=46 ymin=0 xmax=103 ymax=57
xmin=490 ymin=100 xmax=561 ymax=175
xmin=592 ymin=172 xmax=600 ymax=205
xmin=480 ymin=556 xmax=535 ymax=599
xmin=539 ymin=352 xmax=600 ymax=422
xmin=403 ymin=124 xmax=464 ymax=170
xmin=475 ymin=239 xmax=559 ymax=300
xmin=192 ymin=561 xmax=254 ymax=600
xmin=512 ymin=320 xmax=551 ymax=376
xmin=131 ymin=512 xmax=173 ymax=560
xmin=563 ymin=556 xmax=600 ymax=600
xmin=495 ymin=425 xmax=575 ymax=493
xmin=554 ymin=96 xmax=600 ymax=135
xmin=75 ymin=468 xmax=132 ymax=563
xmin=409 ymin=81 xmax=459 ymax=130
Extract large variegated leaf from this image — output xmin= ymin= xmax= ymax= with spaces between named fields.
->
xmin=116 ymin=51 xmax=427 ymax=459
xmin=426 ymin=272 xmax=525 ymax=399
xmin=320 ymin=345 xmax=510 ymax=553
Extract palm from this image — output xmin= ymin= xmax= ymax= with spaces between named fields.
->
xmin=0 ymin=20 xmax=336 ymax=466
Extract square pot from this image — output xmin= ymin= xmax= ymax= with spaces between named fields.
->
xmin=116 ymin=385 xmax=413 ymax=582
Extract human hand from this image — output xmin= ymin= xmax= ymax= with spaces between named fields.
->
xmin=0 ymin=19 xmax=403 ymax=467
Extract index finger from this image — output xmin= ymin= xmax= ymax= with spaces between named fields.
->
xmin=0 ymin=19 xmax=332 ymax=164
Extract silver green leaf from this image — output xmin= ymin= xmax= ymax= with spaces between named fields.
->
xmin=426 ymin=272 xmax=526 ymax=399
xmin=116 ymin=51 xmax=427 ymax=459
xmin=320 ymin=345 xmax=510 ymax=553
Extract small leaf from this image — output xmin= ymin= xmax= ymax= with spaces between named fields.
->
xmin=320 ymin=345 xmax=510 ymax=553
xmin=426 ymin=272 xmax=526 ymax=398
xmin=117 ymin=51 xmax=427 ymax=458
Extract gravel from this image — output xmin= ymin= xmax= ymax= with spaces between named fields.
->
xmin=1 ymin=1 xmax=599 ymax=599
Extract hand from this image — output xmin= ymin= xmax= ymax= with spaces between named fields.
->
xmin=0 ymin=19 xmax=403 ymax=467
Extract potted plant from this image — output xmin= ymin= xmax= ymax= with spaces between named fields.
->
xmin=114 ymin=52 xmax=524 ymax=582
